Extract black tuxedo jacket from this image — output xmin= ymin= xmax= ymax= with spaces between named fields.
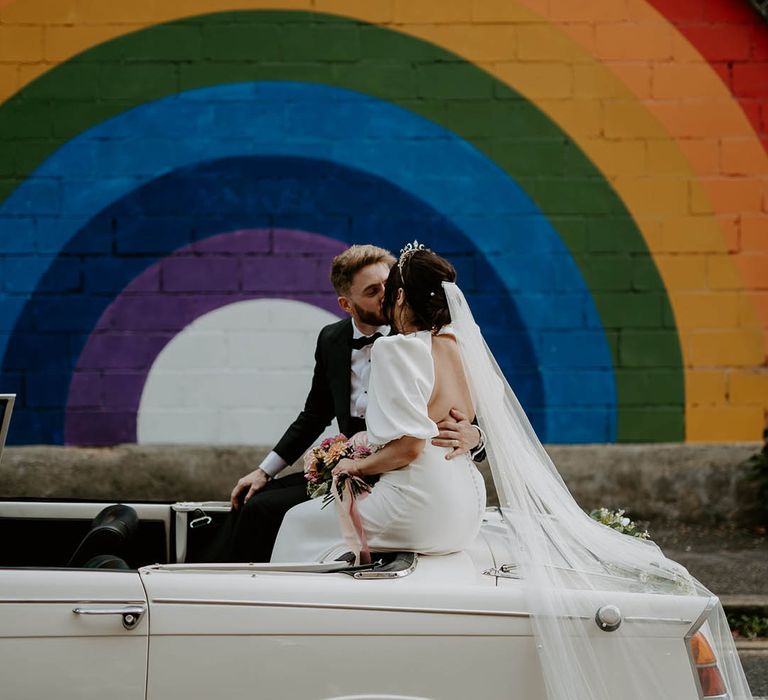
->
xmin=273 ymin=317 xmax=364 ymax=466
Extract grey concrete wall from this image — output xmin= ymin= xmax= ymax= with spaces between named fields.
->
xmin=544 ymin=443 xmax=763 ymax=525
xmin=0 ymin=443 xmax=763 ymax=526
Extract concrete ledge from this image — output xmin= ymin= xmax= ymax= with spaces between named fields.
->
xmin=722 ymin=595 xmax=768 ymax=610
xmin=544 ymin=443 xmax=763 ymax=525
xmin=721 ymin=595 xmax=768 ymax=620
xmin=0 ymin=445 xmax=270 ymax=503
xmin=0 ymin=442 xmax=763 ymax=525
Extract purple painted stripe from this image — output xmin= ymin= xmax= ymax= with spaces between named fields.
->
xmin=64 ymin=229 xmax=346 ymax=445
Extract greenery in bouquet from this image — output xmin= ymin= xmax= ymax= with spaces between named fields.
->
xmin=303 ymin=433 xmax=378 ymax=508
xmin=589 ymin=507 xmax=650 ymax=540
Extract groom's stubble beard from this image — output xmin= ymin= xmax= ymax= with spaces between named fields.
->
xmin=352 ymin=302 xmax=387 ymax=327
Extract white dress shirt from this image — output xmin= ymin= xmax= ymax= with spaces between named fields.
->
xmin=259 ymin=319 xmax=389 ymax=478
xmin=350 ymin=319 xmax=390 ymax=421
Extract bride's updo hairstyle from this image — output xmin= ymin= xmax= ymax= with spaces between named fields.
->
xmin=383 ymin=245 xmax=457 ymax=333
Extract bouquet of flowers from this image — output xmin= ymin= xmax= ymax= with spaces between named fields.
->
xmin=303 ymin=432 xmax=378 ymax=508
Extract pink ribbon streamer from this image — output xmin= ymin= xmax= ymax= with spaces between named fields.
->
xmin=332 ymin=475 xmax=371 ymax=565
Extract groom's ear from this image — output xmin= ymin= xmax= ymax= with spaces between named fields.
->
xmin=338 ymin=295 xmax=352 ymax=315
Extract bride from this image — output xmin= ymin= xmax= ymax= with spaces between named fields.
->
xmin=272 ymin=244 xmax=486 ymax=560
xmin=273 ymin=242 xmax=754 ymax=700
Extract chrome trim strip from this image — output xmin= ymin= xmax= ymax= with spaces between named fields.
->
xmin=0 ymin=634 xmax=138 ymax=640
xmin=148 ymin=632 xmax=524 ymax=638
xmin=352 ymin=569 xmax=409 ymax=580
xmin=684 ymin=596 xmax=720 ymax=700
xmin=685 ymin=596 xmax=719 ymax=641
xmin=353 ymin=554 xmax=418 ymax=579
xmin=624 ymin=616 xmax=693 ymax=625
xmin=0 ymin=599 xmax=146 ymax=605
xmin=488 ymin=560 xmax=641 ymax=586
xmin=146 ymin=561 xmax=352 ymax=573
xmin=151 ymin=598 xmax=533 ymax=619
xmin=172 ymin=501 xmax=232 ymax=513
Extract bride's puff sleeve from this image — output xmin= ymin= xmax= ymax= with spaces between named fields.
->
xmin=365 ymin=335 xmax=439 ymax=446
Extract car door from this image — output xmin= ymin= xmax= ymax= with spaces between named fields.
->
xmin=0 ymin=567 xmax=148 ymax=700
xmin=141 ymin=561 xmax=538 ymax=700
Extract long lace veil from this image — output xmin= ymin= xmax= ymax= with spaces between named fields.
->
xmin=443 ymin=281 xmax=752 ymax=700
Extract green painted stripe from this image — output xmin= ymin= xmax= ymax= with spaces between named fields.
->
xmin=0 ymin=10 xmax=684 ymax=440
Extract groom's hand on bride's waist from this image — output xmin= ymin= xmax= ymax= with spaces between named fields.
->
xmin=433 ymin=409 xmax=482 ymax=460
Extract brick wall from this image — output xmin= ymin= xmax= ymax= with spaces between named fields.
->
xmin=0 ymin=0 xmax=765 ymax=446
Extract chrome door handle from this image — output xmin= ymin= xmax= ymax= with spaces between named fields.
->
xmin=73 ymin=604 xmax=146 ymax=630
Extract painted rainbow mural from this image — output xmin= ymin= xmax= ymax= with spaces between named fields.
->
xmin=0 ymin=0 xmax=765 ymax=446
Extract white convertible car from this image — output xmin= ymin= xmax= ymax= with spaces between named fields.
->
xmin=0 ymin=496 xmax=729 ymax=700
xmin=0 ymin=396 xmax=731 ymax=699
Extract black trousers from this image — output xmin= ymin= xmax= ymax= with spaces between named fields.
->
xmin=198 ymin=472 xmax=309 ymax=563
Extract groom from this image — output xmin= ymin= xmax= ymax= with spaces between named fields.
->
xmin=223 ymin=244 xmax=483 ymax=562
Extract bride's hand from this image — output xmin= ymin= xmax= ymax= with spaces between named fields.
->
xmin=332 ymin=458 xmax=360 ymax=478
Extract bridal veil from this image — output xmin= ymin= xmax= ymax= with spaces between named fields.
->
xmin=443 ymin=281 xmax=753 ymax=700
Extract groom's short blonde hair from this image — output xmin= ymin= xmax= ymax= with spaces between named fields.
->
xmin=331 ymin=244 xmax=396 ymax=296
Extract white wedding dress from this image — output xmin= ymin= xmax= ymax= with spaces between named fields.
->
xmin=271 ymin=329 xmax=486 ymax=562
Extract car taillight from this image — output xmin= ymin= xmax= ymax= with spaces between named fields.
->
xmin=689 ymin=631 xmax=728 ymax=698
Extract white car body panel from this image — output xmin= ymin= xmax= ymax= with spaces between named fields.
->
xmin=0 ymin=568 xmax=148 ymax=700
xmin=141 ymin=557 xmax=543 ymax=700
xmin=0 ymin=500 xmax=715 ymax=700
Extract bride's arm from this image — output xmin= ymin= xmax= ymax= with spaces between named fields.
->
xmin=332 ymin=436 xmax=425 ymax=477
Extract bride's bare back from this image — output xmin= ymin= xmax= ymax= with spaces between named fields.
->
xmin=427 ymin=333 xmax=474 ymax=424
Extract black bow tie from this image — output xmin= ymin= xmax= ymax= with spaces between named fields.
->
xmin=350 ymin=332 xmax=382 ymax=350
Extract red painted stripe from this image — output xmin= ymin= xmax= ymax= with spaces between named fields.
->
xmin=647 ymin=0 xmax=768 ymax=151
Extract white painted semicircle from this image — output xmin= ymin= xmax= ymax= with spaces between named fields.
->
xmin=137 ymin=299 xmax=341 ymax=446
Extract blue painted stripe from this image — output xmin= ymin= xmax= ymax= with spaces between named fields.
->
xmin=5 ymin=156 xmax=548 ymax=443
xmin=0 ymin=81 xmax=616 ymax=441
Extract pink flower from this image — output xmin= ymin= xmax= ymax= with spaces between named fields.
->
xmin=303 ymin=450 xmax=318 ymax=473
xmin=348 ymin=431 xmax=370 ymax=450
xmin=320 ymin=434 xmax=347 ymax=450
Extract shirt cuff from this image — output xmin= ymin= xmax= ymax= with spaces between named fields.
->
xmin=259 ymin=451 xmax=289 ymax=478
xmin=469 ymin=425 xmax=487 ymax=460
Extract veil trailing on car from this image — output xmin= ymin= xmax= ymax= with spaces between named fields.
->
xmin=443 ymin=281 xmax=753 ymax=700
